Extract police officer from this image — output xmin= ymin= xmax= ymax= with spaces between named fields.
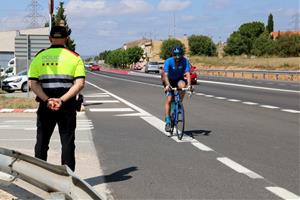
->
xmin=28 ymin=26 xmax=85 ymax=171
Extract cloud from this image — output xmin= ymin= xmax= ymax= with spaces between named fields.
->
xmin=158 ymin=0 xmax=191 ymax=11
xmin=208 ymin=0 xmax=232 ymax=9
xmin=66 ymin=0 xmax=152 ymax=17
xmin=118 ymin=0 xmax=153 ymax=14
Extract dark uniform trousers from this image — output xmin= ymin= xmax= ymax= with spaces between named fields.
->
xmin=35 ymin=104 xmax=77 ymax=171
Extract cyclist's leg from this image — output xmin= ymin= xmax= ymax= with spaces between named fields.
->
xmin=165 ymin=80 xmax=176 ymax=132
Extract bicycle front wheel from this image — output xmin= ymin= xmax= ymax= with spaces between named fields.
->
xmin=175 ymin=102 xmax=185 ymax=140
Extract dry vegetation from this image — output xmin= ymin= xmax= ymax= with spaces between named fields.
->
xmin=0 ymin=95 xmax=38 ymax=109
xmin=190 ymin=56 xmax=300 ymax=71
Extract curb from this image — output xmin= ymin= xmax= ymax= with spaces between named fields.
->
xmin=0 ymin=109 xmax=37 ymax=113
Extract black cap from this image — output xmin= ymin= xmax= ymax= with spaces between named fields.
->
xmin=50 ymin=26 xmax=69 ymax=38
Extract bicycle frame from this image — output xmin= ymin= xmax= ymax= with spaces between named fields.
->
xmin=169 ymin=87 xmax=190 ymax=139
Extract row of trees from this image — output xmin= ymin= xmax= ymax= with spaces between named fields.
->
xmin=95 ymin=13 xmax=299 ymax=67
xmin=224 ymin=14 xmax=300 ymax=57
xmin=101 ymin=47 xmax=144 ymax=68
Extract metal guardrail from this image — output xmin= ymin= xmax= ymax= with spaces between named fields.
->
xmin=0 ymin=147 xmax=103 ymax=200
xmin=198 ymin=69 xmax=300 ymax=81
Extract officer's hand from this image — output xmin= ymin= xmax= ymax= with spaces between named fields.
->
xmin=47 ymin=98 xmax=63 ymax=111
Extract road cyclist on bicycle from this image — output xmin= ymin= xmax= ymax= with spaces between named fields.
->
xmin=163 ymin=45 xmax=192 ymax=132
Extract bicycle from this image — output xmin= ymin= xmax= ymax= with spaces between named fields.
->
xmin=168 ymin=87 xmax=192 ymax=140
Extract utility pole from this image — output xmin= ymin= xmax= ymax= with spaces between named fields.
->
xmin=25 ymin=0 xmax=45 ymax=28
xmin=290 ymin=13 xmax=300 ymax=31
xmin=173 ymin=12 xmax=176 ymax=38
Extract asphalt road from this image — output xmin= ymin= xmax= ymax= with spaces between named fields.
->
xmin=82 ymin=70 xmax=299 ymax=199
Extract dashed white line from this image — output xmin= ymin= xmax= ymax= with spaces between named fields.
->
xmin=260 ymin=105 xmax=280 ymax=109
xmin=281 ymin=109 xmax=300 ymax=114
xmin=84 ymin=94 xmax=111 ymax=98
xmin=217 ymin=157 xmax=263 ymax=179
xmin=205 ymin=95 xmax=215 ymax=98
xmin=215 ymin=97 xmax=227 ymax=100
xmin=227 ymin=99 xmax=241 ymax=102
xmin=242 ymin=102 xmax=258 ymax=105
xmin=266 ymin=187 xmax=300 ymax=200
xmin=191 ymin=142 xmax=213 ymax=151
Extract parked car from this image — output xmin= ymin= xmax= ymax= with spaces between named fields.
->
xmin=1 ymin=70 xmax=28 ymax=93
xmin=89 ymin=64 xmax=101 ymax=71
xmin=158 ymin=61 xmax=164 ymax=70
xmin=161 ymin=64 xmax=198 ymax=85
xmin=145 ymin=61 xmax=160 ymax=73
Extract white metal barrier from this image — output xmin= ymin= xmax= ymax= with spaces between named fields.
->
xmin=0 ymin=147 xmax=103 ymax=199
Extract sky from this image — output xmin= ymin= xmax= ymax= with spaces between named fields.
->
xmin=0 ymin=0 xmax=299 ymax=56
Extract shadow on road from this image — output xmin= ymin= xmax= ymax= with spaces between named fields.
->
xmin=83 ymin=103 xmax=103 ymax=106
xmin=185 ymin=129 xmax=211 ymax=137
xmin=85 ymin=166 xmax=138 ymax=186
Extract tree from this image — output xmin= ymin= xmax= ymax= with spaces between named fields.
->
xmin=188 ymin=35 xmax=216 ymax=56
xmin=127 ymin=47 xmax=144 ymax=64
xmin=224 ymin=31 xmax=248 ymax=55
xmin=106 ymin=49 xmax=129 ymax=68
xmin=53 ymin=1 xmax=76 ymax=51
xmin=266 ymin=13 xmax=274 ymax=33
xmin=98 ymin=50 xmax=111 ymax=61
xmin=225 ymin=21 xmax=265 ymax=55
xmin=160 ymin=39 xmax=185 ymax=60
xmin=251 ymin=31 xmax=275 ymax=56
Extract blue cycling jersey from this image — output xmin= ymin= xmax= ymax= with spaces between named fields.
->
xmin=164 ymin=57 xmax=190 ymax=81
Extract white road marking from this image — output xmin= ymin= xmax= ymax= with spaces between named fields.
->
xmin=260 ymin=105 xmax=280 ymax=109
xmin=141 ymin=116 xmax=169 ymax=136
xmin=205 ymin=95 xmax=215 ymax=98
xmin=85 ymin=100 xmax=120 ymax=103
xmin=242 ymin=102 xmax=258 ymax=105
xmin=191 ymin=142 xmax=213 ymax=151
xmin=217 ymin=157 xmax=263 ymax=179
xmin=115 ymin=113 xmax=151 ymax=117
xmin=281 ymin=109 xmax=300 ymax=114
xmin=89 ymin=108 xmax=134 ymax=112
xmin=195 ymin=93 xmax=205 ymax=96
xmin=266 ymin=187 xmax=300 ymax=200
xmin=199 ymin=80 xmax=300 ymax=93
xmin=227 ymin=99 xmax=241 ymax=102
xmin=86 ymin=80 xmax=297 ymax=197
xmin=215 ymin=97 xmax=227 ymax=100
xmin=84 ymin=93 xmax=110 ymax=98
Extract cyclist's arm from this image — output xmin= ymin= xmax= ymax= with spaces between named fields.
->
xmin=185 ymin=72 xmax=191 ymax=86
xmin=164 ymin=72 xmax=171 ymax=87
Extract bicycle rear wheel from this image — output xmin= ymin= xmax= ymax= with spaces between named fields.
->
xmin=175 ymin=102 xmax=185 ymax=140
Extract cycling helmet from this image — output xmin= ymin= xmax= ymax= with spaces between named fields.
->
xmin=172 ymin=46 xmax=183 ymax=58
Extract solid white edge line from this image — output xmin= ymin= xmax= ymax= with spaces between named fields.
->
xmin=217 ymin=157 xmax=263 ymax=179
xmin=265 ymin=187 xmax=300 ymax=200
xmin=89 ymin=108 xmax=133 ymax=112
xmin=85 ymin=100 xmax=120 ymax=103
xmin=199 ymin=80 xmax=300 ymax=93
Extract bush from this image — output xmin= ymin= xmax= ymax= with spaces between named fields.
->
xmin=275 ymin=35 xmax=300 ymax=57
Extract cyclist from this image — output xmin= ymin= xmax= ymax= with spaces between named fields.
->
xmin=163 ymin=46 xmax=191 ymax=132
